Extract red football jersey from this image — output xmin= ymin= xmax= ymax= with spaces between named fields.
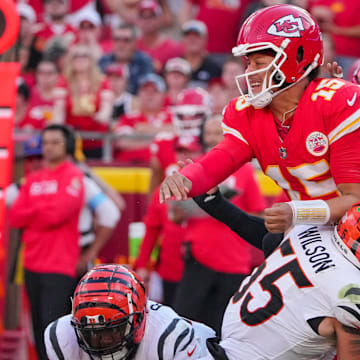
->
xmin=19 ymin=87 xmax=54 ymax=130
xmin=63 ymin=79 xmax=111 ymax=150
xmin=114 ymin=111 xmax=173 ymax=164
xmin=34 ymin=23 xmax=78 ymax=53
xmin=183 ymin=78 xmax=360 ymax=200
xmin=151 ymin=132 xmax=178 ymax=176
xmin=135 ymin=187 xmax=185 ymax=282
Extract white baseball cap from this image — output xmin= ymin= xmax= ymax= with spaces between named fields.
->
xmin=76 ymin=10 xmax=102 ymax=28
xmin=17 ymin=3 xmax=36 ymax=24
xmin=164 ymin=58 xmax=191 ymax=76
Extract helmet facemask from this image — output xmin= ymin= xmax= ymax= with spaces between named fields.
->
xmin=71 ymin=265 xmax=147 ymax=360
xmin=233 ymin=38 xmax=320 ymax=108
xmin=72 ymin=310 xmax=145 ymax=360
xmin=173 ymin=106 xmax=207 ymax=138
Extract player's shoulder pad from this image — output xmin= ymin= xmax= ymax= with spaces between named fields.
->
xmin=146 ymin=301 xmax=215 ymax=359
xmin=334 ymin=283 xmax=360 ymax=329
xmin=225 ymin=96 xmax=252 ymax=112
xmin=44 ymin=314 xmax=80 ymax=360
xmin=146 ymin=302 xmax=193 ymax=351
xmin=222 ymin=96 xmax=253 ymax=125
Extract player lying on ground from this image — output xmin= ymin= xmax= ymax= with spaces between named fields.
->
xmin=44 ymin=264 xmax=215 ymax=360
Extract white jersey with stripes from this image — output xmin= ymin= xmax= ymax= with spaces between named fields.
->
xmin=211 ymin=225 xmax=360 ymax=360
xmin=44 ymin=300 xmax=215 ymax=360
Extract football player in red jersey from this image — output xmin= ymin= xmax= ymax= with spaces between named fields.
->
xmin=159 ymin=4 xmax=360 ymax=233
xmin=149 ymin=87 xmax=212 ymax=195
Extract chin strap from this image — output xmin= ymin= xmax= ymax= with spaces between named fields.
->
xmin=247 ymin=90 xmax=273 ymax=108
xmin=247 ymin=52 xmax=322 ymax=109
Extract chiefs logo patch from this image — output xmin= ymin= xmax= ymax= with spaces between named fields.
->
xmin=306 ymin=131 xmax=329 ymax=156
xmin=267 ymin=15 xmax=305 ymax=38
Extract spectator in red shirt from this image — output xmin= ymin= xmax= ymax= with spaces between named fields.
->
xmin=163 ymin=57 xmax=191 ymax=107
xmin=53 ymin=45 xmax=114 ymax=158
xmin=113 ymin=73 xmax=173 ymax=164
xmin=172 ymin=115 xmax=266 ymax=333
xmin=136 ymin=0 xmax=184 ymax=73
xmin=33 ymin=0 xmax=78 ymax=56
xmin=23 ymin=0 xmax=96 ymax=24
xmin=8 ymin=124 xmax=84 ymax=360
xmin=19 ymin=60 xmax=60 ymax=130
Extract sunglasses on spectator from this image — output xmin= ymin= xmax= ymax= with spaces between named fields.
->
xmin=113 ymin=36 xmax=134 ymax=43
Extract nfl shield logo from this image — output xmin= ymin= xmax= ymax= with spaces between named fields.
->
xmin=279 ymin=146 xmax=287 ymax=159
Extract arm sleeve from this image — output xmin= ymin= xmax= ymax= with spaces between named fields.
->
xmin=193 ymin=190 xmax=267 ymax=249
xmin=84 ymin=176 xmax=121 ymax=228
xmin=181 ymin=135 xmax=252 ymax=197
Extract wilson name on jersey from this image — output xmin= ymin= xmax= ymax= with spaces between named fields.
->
xmin=220 ymin=225 xmax=360 ymax=360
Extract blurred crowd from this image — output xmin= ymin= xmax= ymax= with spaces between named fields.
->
xmin=3 ymin=0 xmax=360 ymax=358
xmin=11 ymin=0 xmax=360 ymax=161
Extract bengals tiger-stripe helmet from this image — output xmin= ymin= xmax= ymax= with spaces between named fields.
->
xmin=71 ymin=264 xmax=147 ymax=360
xmin=232 ymin=4 xmax=323 ymax=108
xmin=333 ymin=203 xmax=360 ymax=269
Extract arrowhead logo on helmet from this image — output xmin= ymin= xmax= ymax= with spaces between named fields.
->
xmin=267 ymin=15 xmax=305 ymax=38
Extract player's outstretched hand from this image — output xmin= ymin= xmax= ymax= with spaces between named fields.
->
xmin=264 ymin=202 xmax=293 ymax=233
xmin=159 ymin=170 xmax=192 ymax=203
xmin=327 ymin=61 xmax=343 ymax=78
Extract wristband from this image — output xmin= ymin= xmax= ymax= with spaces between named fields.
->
xmin=287 ymin=200 xmax=330 ymax=225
